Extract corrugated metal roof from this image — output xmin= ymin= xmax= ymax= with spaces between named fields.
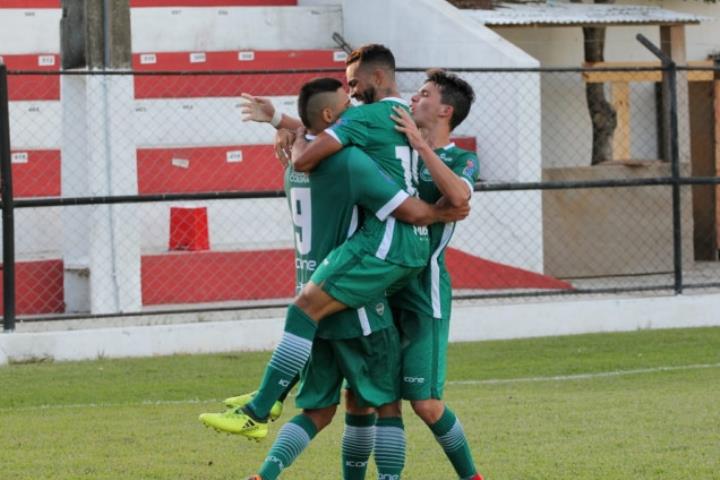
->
xmin=466 ymin=3 xmax=708 ymax=27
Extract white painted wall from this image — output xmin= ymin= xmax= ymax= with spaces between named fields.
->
xmin=0 ymin=7 xmax=60 ymax=54
xmin=344 ymin=0 xmax=544 ymax=272
xmin=130 ymin=6 xmax=342 ymax=52
xmin=3 ymin=291 xmax=720 ymax=365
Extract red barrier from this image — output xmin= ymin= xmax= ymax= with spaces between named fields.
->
xmin=1 ymin=53 xmax=60 ymax=101
xmin=137 ymin=145 xmax=284 ymax=194
xmin=0 ymin=260 xmax=64 ymax=315
xmin=11 ymin=150 xmax=61 ymax=198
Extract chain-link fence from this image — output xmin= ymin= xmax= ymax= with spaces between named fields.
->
xmin=1 ymin=56 xmax=719 ymax=328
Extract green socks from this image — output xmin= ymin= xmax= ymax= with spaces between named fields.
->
xmin=429 ymin=407 xmax=478 ymax=479
xmin=374 ymin=416 xmax=405 ymax=479
xmin=342 ymin=413 xmax=376 ymax=479
xmin=257 ymin=414 xmax=318 ymax=480
xmin=248 ymin=305 xmax=316 ymax=420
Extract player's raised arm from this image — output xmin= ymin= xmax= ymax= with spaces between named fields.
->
xmin=291 ymin=131 xmax=342 ymax=172
xmin=239 ymin=93 xmax=303 ymax=130
xmin=391 ymin=106 xmax=470 ymax=207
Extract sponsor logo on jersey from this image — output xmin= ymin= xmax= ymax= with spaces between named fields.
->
xmin=404 ymin=376 xmax=426 ymax=384
xmin=439 ymin=153 xmax=452 ymax=163
xmin=288 ymin=170 xmax=310 ymax=183
xmin=375 ymin=302 xmax=385 ymax=316
xmin=295 ymin=257 xmax=317 ymax=272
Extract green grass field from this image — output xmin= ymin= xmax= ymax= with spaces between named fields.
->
xmin=1 ymin=326 xmax=719 ymax=480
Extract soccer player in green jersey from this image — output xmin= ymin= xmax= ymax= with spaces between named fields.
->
xmin=210 ymin=78 xmax=462 ymax=480
xmin=200 ymin=74 xmax=466 ymax=456
xmin=201 ymin=46 xmax=473 ymax=446
xmin=230 ymin=55 xmax=485 ymax=478
xmin=388 ymin=70 xmax=484 ymax=480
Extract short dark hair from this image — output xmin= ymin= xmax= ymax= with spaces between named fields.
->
xmin=297 ymin=77 xmax=344 ymax=128
xmin=346 ymin=44 xmax=396 ymax=73
xmin=425 ymin=69 xmax=475 ymax=130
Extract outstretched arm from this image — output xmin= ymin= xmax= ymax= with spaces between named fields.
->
xmin=239 ymin=93 xmax=303 ymax=130
xmin=291 ymin=131 xmax=343 ymax=172
xmin=391 ymin=106 xmax=471 ymax=207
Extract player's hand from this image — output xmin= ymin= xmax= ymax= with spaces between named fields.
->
xmin=435 ymin=196 xmax=470 ymax=222
xmin=239 ymin=93 xmax=276 ymax=123
xmin=275 ymin=129 xmax=296 ymax=168
xmin=391 ymin=105 xmax=428 ymax=151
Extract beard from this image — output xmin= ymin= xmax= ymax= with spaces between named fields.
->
xmin=354 ymin=86 xmax=376 ymax=105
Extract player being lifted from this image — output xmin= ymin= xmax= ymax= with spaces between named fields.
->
xmin=200 ymin=46 xmax=466 ymax=448
xmin=233 ymin=77 xmax=464 ymax=480
xmin=224 ymin=63 xmax=486 ymax=479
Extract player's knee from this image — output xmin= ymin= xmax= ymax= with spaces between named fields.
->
xmin=344 ymin=390 xmax=375 ymax=415
xmin=303 ymin=405 xmax=337 ymax=431
xmin=376 ymin=400 xmax=402 ymax=418
xmin=411 ymin=399 xmax=444 ymax=424
xmin=294 ymin=283 xmax=331 ymax=320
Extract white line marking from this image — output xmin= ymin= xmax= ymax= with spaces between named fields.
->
xmin=0 ymin=398 xmax=222 ymax=414
xmin=448 ymin=363 xmax=720 ymax=386
xmin=2 ymin=363 xmax=718 ymax=413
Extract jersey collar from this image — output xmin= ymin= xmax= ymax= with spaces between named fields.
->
xmin=379 ymin=97 xmax=409 ymax=106
xmin=305 ymin=133 xmax=317 ymax=141
xmin=442 ymin=142 xmax=456 ymax=150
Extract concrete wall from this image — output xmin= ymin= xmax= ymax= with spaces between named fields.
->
xmin=3 ymin=291 xmax=720 ymax=365
xmin=543 ymin=162 xmax=694 ymax=277
xmin=343 ymin=0 xmax=545 ymax=272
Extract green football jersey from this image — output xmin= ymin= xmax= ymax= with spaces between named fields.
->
xmin=390 ymin=143 xmax=480 ymax=319
xmin=325 ymin=98 xmax=430 ymax=268
xmin=285 ymin=144 xmax=408 ymax=339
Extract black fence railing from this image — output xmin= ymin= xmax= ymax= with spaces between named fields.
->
xmin=2 ymin=36 xmax=719 ymax=330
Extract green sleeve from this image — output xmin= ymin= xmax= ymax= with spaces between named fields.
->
xmin=347 ymin=150 xmax=408 ymax=221
xmin=325 ymin=106 xmax=368 ymax=148
xmin=452 ymin=152 xmax=480 ymax=193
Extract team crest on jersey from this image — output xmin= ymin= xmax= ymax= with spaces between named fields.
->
xmin=419 ymin=166 xmax=433 ymax=182
xmin=463 ymin=158 xmax=478 ymax=178
xmin=375 ymin=302 xmax=385 ymax=316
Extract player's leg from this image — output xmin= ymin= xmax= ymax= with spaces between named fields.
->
xmin=251 ymin=338 xmax=344 ymax=479
xmin=343 ymin=389 xmax=376 ymax=480
xmin=397 ymin=308 xmax=482 ymax=480
xmin=333 ymin=325 xmax=405 ymax=479
xmin=244 ymin=282 xmax=346 ymax=421
xmin=374 ymin=401 xmax=406 ymax=479
xmin=201 ymin=245 xmax=418 ymax=437
xmin=199 ymin=283 xmax=347 ymax=435
xmin=246 ymin=247 xmax=419 ymax=425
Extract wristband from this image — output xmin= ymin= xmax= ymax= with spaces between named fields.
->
xmin=270 ymin=109 xmax=282 ymax=128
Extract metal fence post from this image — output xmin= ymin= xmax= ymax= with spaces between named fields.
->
xmin=636 ymin=34 xmax=683 ymax=294
xmin=0 ymin=63 xmax=16 ymax=331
